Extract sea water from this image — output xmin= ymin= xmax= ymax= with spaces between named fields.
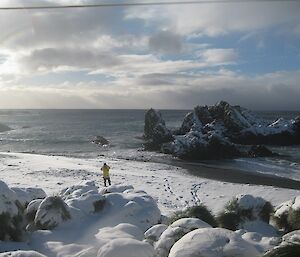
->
xmin=0 ymin=109 xmax=300 ymax=180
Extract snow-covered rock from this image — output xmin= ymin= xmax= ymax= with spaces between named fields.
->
xmin=0 ymin=180 xmax=19 ymax=216
xmin=273 ymin=195 xmax=300 ymax=232
xmin=97 ymin=238 xmax=154 ymax=257
xmin=144 ymin=224 xmax=168 ymax=243
xmin=0 ymin=250 xmax=47 ymax=257
xmin=95 ymin=223 xmax=144 ymax=246
xmin=60 ymin=181 xmax=99 ymax=201
xmin=144 ymin=101 xmax=300 ymax=160
xmin=241 ymin=231 xmax=281 ymax=253
xmin=154 ymin=218 xmax=212 ymax=257
xmin=11 ymin=187 xmax=46 ymax=207
xmin=169 ymin=227 xmax=261 ymax=257
xmin=66 ymin=190 xmax=105 ymax=214
xmin=34 ymin=196 xmax=71 ymax=230
xmin=103 ymin=189 xmax=161 ymax=231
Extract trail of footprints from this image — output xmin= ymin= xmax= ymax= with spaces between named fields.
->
xmin=163 ymin=178 xmax=205 ymax=208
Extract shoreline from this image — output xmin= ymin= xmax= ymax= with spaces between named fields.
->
xmin=137 ymin=154 xmax=300 ymax=190
xmin=175 ymin=161 xmax=300 ymax=190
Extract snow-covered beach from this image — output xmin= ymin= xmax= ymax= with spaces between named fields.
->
xmin=1 ymin=151 xmax=300 ymax=257
xmin=1 ymin=152 xmax=298 ymax=215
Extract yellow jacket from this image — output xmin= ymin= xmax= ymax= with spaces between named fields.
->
xmin=101 ymin=165 xmax=110 ymax=178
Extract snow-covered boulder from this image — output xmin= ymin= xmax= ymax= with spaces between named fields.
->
xmin=97 ymin=238 xmax=154 ymax=257
xmin=144 ymin=224 xmax=168 ymax=244
xmin=103 ymin=189 xmax=161 ymax=231
xmin=34 ymin=196 xmax=71 ymax=230
xmin=0 ymin=180 xmax=19 ymax=216
xmin=0 ymin=250 xmax=47 ymax=257
xmin=60 ymin=181 xmax=99 ymax=201
xmin=154 ymin=218 xmax=212 ymax=257
xmin=144 ymin=108 xmax=173 ymax=150
xmin=261 ymin=230 xmax=300 ymax=257
xmin=66 ymin=191 xmax=105 ymax=214
xmin=272 ymin=195 xmax=300 ymax=232
xmin=169 ymin=227 xmax=261 ymax=257
xmin=11 ymin=187 xmax=46 ymax=207
xmin=217 ymin=194 xmax=275 ymax=236
xmin=95 ymin=224 xmax=154 ymax=257
xmin=95 ymin=223 xmax=144 ymax=246
xmin=241 ymin=231 xmax=281 ymax=253
xmin=0 ymin=180 xmax=24 ymax=241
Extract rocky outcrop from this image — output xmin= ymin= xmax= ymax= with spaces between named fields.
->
xmin=92 ymin=136 xmax=109 ymax=146
xmin=143 ymin=109 xmax=173 ymax=150
xmin=143 ymin=101 xmax=299 ymax=160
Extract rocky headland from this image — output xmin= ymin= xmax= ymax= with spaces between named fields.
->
xmin=143 ymin=101 xmax=300 ymax=160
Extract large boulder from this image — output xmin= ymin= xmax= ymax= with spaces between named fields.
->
xmin=34 ymin=196 xmax=71 ymax=230
xmin=169 ymin=227 xmax=261 ymax=257
xmin=0 ymin=180 xmax=24 ymax=241
xmin=143 ymin=109 xmax=173 ymax=150
xmin=272 ymin=195 xmax=300 ymax=232
xmin=154 ymin=218 xmax=212 ymax=257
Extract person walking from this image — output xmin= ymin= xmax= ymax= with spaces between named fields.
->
xmin=101 ymin=162 xmax=111 ymax=187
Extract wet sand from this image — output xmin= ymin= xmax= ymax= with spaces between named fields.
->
xmin=174 ymin=161 xmax=300 ymax=190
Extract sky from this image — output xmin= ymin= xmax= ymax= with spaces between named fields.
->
xmin=0 ymin=0 xmax=300 ymax=110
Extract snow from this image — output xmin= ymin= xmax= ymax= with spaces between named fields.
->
xmin=97 ymin=238 xmax=154 ymax=257
xmin=0 ymin=250 xmax=47 ymax=257
xmin=236 ymin=194 xmax=266 ymax=210
xmin=0 ymin=151 xmax=299 ymax=256
xmin=169 ymin=227 xmax=261 ymax=257
xmin=34 ymin=196 xmax=71 ymax=230
xmin=274 ymin=195 xmax=300 ymax=218
xmin=154 ymin=218 xmax=212 ymax=257
xmin=144 ymin=224 xmax=168 ymax=243
xmin=0 ymin=180 xmax=18 ymax=216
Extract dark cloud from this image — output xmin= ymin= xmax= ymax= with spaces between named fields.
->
xmin=148 ymin=30 xmax=182 ymax=54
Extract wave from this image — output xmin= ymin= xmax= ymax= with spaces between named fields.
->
xmin=0 ymin=123 xmax=12 ymax=132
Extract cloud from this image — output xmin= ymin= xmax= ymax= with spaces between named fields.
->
xmin=148 ymin=30 xmax=182 ymax=54
xmin=127 ymin=2 xmax=300 ymax=36
xmin=1 ymin=69 xmax=300 ymax=110
xmin=199 ymin=48 xmax=238 ymax=64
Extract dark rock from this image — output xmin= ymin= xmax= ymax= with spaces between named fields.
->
xmin=246 ymin=145 xmax=276 ymax=158
xmin=144 ymin=101 xmax=300 ymax=160
xmin=143 ymin=109 xmax=173 ymax=150
xmin=92 ymin=136 xmax=109 ymax=146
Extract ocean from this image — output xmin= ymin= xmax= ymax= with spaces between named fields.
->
xmin=1 ymin=109 xmax=300 ymax=181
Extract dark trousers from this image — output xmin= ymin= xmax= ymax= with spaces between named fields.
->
xmin=103 ymin=177 xmax=111 ymax=187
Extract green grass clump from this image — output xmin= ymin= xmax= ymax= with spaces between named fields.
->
xmin=168 ymin=204 xmax=218 ymax=227
xmin=262 ymin=244 xmax=300 ymax=257
xmin=217 ymin=198 xmax=274 ymax=230
xmin=0 ymin=213 xmax=24 ymax=241
xmin=273 ymin=208 xmax=300 ymax=233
